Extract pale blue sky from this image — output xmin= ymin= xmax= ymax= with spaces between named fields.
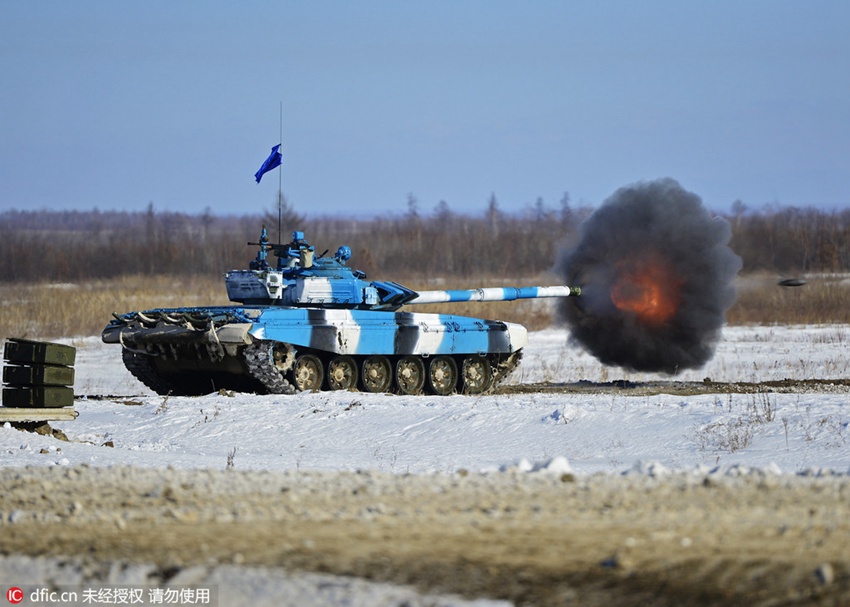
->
xmin=2 ymin=1 xmax=848 ymax=217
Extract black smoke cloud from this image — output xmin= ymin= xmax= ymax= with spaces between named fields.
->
xmin=555 ymin=179 xmax=742 ymax=374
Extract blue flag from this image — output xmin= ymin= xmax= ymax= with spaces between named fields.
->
xmin=254 ymin=144 xmax=282 ymax=183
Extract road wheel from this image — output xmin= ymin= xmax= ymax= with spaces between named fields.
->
xmin=293 ymin=354 xmax=324 ymax=392
xmin=396 ymin=356 xmax=426 ymax=395
xmin=327 ymin=356 xmax=358 ymax=391
xmin=428 ymin=355 xmax=458 ymax=396
xmin=362 ymin=356 xmax=392 ymax=393
xmin=462 ymin=355 xmax=493 ymax=394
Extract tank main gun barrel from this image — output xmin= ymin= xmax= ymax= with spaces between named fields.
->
xmin=409 ymin=285 xmax=580 ymax=305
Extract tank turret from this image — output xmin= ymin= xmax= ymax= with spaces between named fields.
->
xmin=225 ymin=227 xmax=417 ymax=309
xmin=103 ymin=228 xmax=580 ymax=397
xmin=225 ymin=228 xmax=579 ymax=310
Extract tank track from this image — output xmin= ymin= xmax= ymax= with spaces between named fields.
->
xmin=490 ymin=350 xmax=522 ymax=390
xmin=242 ymin=341 xmax=296 ymax=395
xmin=122 ymin=348 xmax=181 ymax=396
xmin=122 ymin=339 xmax=521 ymax=396
xmin=238 ymin=345 xmax=523 ymax=395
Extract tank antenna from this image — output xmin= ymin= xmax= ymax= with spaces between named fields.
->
xmin=278 ymin=100 xmax=283 ymax=244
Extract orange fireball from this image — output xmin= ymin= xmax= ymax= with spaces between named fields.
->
xmin=610 ymin=253 xmax=683 ymax=326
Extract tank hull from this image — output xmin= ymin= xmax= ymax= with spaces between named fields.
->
xmin=104 ymin=305 xmax=527 ymax=396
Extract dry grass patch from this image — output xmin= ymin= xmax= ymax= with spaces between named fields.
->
xmin=0 ymin=275 xmax=228 ymax=341
xmin=728 ymin=273 xmax=850 ymax=325
xmin=3 ymin=271 xmax=850 ymax=342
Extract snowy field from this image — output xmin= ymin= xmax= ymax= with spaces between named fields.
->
xmin=3 ymin=324 xmax=849 ymax=476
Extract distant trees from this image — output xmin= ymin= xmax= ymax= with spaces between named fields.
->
xmin=263 ymin=193 xmax=305 ymax=241
xmin=728 ymin=206 xmax=850 ymax=273
xmin=2 ymin=202 xmax=850 ymax=284
xmin=0 ymin=209 xmax=259 ymax=282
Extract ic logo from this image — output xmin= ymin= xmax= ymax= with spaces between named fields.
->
xmin=5 ymin=587 xmax=23 ymax=604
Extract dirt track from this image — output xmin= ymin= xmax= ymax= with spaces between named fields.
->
xmin=497 ymin=378 xmax=850 ymax=397
xmin=1 ymin=465 xmax=849 ymax=606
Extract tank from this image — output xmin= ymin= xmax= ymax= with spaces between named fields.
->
xmin=102 ymin=228 xmax=581 ymax=396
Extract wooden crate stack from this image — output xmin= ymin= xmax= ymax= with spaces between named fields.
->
xmin=2 ymin=339 xmax=76 ymax=409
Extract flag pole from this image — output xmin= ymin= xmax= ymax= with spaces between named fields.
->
xmin=278 ymin=101 xmax=283 ymax=244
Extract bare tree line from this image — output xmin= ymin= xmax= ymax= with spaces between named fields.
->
xmin=728 ymin=205 xmax=850 ymax=273
xmin=0 ymin=206 xmax=258 ymax=281
xmin=2 ymin=201 xmax=850 ymax=283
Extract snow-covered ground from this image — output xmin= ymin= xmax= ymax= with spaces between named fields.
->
xmin=3 ymin=325 xmax=850 ymax=475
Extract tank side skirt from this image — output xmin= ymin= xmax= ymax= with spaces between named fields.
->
xmin=252 ymin=309 xmax=524 ymax=356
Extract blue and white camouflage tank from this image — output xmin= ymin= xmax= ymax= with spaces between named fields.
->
xmin=103 ymin=228 xmax=579 ymax=396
